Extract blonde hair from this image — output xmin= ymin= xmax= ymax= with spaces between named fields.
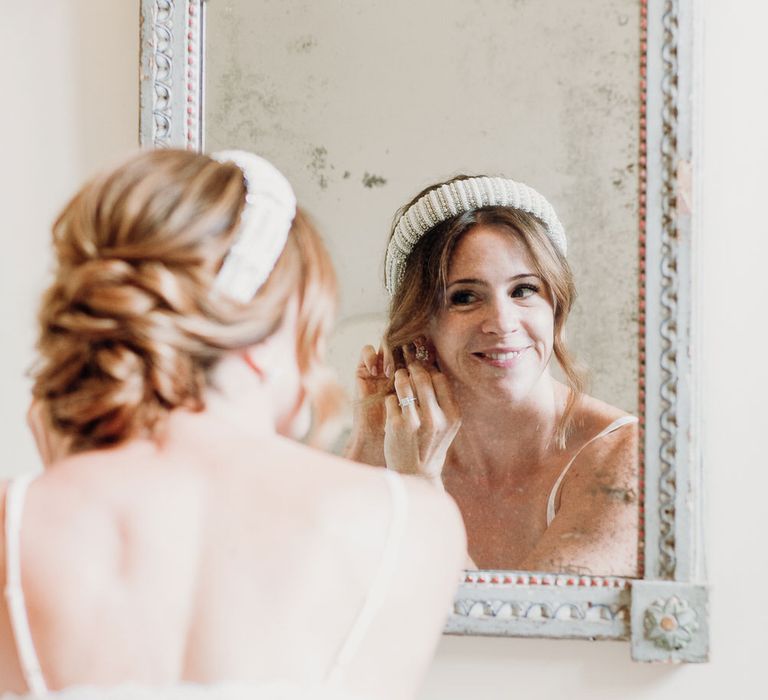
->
xmin=384 ymin=176 xmax=584 ymax=449
xmin=32 ymin=149 xmax=341 ymax=453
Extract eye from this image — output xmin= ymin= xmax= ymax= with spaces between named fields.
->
xmin=448 ymin=289 xmax=478 ymax=306
xmin=511 ymin=283 xmax=540 ymax=299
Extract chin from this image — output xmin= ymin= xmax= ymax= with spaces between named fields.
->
xmin=454 ymin=366 xmax=541 ymax=403
xmin=487 ymin=382 xmax=536 ymax=405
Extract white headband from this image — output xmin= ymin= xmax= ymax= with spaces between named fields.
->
xmin=211 ymin=150 xmax=297 ymax=303
xmin=384 ymin=176 xmax=566 ymax=296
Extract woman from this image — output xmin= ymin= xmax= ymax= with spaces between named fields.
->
xmin=0 ymin=150 xmax=465 ymax=698
xmin=347 ymin=175 xmax=638 ymax=576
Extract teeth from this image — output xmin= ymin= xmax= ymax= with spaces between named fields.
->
xmin=485 ymin=351 xmax=521 ymax=360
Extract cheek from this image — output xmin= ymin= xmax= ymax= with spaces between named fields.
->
xmin=540 ymin=314 xmax=556 ymax=353
xmin=521 ymin=306 xmax=555 ymax=356
xmin=429 ymin=315 xmax=462 ymax=361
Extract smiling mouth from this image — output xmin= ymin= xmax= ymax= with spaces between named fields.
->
xmin=472 ymin=348 xmax=529 ymax=363
xmin=477 ymin=350 xmax=523 ymax=360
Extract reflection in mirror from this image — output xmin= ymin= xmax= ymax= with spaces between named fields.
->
xmin=346 ymin=176 xmax=639 ymax=575
xmin=206 ymin=0 xmax=641 ymax=576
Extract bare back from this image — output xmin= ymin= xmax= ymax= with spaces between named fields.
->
xmin=0 ymin=419 xmax=465 ymax=699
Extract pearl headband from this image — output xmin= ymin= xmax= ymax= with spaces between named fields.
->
xmin=211 ymin=150 xmax=297 ymax=303
xmin=384 ymin=176 xmax=566 ymax=296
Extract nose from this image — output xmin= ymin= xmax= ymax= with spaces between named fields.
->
xmin=480 ymin=296 xmax=521 ymax=335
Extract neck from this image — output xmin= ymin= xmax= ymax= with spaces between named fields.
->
xmin=162 ymin=355 xmax=278 ymax=444
xmin=447 ymin=373 xmax=565 ymax=480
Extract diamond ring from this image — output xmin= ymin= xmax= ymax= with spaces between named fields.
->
xmin=398 ymin=396 xmax=418 ymax=409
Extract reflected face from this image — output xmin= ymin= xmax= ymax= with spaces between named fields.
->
xmin=429 ymin=225 xmax=555 ymax=402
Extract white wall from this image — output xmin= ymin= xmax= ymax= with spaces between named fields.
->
xmin=0 ymin=2 xmax=138 ymax=470
xmin=0 ymin=1 xmax=764 ymax=695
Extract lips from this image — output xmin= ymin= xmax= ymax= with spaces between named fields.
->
xmin=480 ymin=350 xmax=523 ymax=361
xmin=472 ymin=346 xmax=530 ymax=366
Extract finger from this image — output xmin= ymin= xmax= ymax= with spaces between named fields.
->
xmin=384 ymin=393 xmax=402 ymax=428
xmin=359 ymin=344 xmax=380 ymax=376
xmin=406 ymin=361 xmax=440 ymax=414
xmin=381 ymin=343 xmax=395 ymax=379
xmin=393 ymin=368 xmax=420 ymax=429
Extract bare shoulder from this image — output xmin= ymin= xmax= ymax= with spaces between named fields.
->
xmin=286 ymin=440 xmax=465 ymax=555
xmin=566 ymin=391 xmax=636 ymax=473
xmin=573 ymin=392 xmax=636 ymax=435
xmin=566 ymin=394 xmax=639 ymax=490
xmin=266 ymin=440 xmax=466 ymax=591
xmin=22 ymin=462 xmax=121 ymax=569
xmin=534 ymin=396 xmax=640 ymax=576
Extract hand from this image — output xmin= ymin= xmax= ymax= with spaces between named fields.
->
xmin=383 ymin=347 xmax=461 ymax=488
xmin=344 ymin=344 xmax=393 ymax=466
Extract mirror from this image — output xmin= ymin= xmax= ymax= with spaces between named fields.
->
xmin=204 ymin=0 xmax=640 ymax=416
xmin=140 ymin=0 xmax=708 ymax=660
xmin=204 ymin=0 xmax=640 ymax=575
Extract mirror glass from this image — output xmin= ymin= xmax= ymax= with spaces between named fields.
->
xmin=205 ymin=0 xmax=641 ymax=575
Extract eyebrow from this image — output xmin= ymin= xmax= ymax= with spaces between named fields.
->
xmin=447 ymin=273 xmax=542 ymax=287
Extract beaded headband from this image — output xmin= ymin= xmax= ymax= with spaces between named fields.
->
xmin=211 ymin=150 xmax=297 ymax=303
xmin=384 ymin=176 xmax=566 ymax=296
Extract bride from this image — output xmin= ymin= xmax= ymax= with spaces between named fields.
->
xmin=0 ymin=149 xmax=465 ymax=699
xmin=347 ymin=174 xmax=639 ymax=576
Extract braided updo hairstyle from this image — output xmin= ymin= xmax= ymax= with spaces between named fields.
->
xmin=32 ymin=149 xmax=339 ymax=454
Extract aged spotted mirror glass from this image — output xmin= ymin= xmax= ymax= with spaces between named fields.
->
xmin=140 ymin=0 xmax=708 ymax=660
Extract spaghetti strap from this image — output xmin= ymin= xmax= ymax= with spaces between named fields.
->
xmin=325 ymin=469 xmax=408 ymax=685
xmin=4 ymin=473 xmax=48 ymax=696
xmin=546 ymin=415 xmax=638 ymax=527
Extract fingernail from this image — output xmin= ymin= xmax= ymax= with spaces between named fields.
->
xmin=384 ymin=363 xmax=392 ymax=378
xmin=371 ymin=365 xmax=378 ymax=377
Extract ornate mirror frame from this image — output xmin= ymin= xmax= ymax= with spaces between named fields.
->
xmin=139 ymin=0 xmax=708 ymax=662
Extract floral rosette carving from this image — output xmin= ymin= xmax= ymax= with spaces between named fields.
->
xmin=643 ymin=595 xmax=699 ymax=650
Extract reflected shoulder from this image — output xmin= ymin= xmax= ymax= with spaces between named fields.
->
xmin=563 ymin=410 xmax=640 ymax=499
xmin=573 ymin=392 xmax=637 ymax=436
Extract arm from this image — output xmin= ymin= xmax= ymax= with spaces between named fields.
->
xmin=520 ymin=422 xmax=640 ymax=577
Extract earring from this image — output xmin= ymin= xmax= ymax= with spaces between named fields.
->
xmin=413 ymin=337 xmax=430 ymax=363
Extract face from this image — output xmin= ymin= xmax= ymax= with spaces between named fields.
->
xmin=429 ymin=225 xmax=555 ymax=403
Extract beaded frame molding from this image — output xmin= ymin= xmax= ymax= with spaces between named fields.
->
xmin=138 ymin=0 xmax=707 ymax=662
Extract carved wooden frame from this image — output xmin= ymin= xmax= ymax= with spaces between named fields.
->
xmin=138 ymin=0 xmax=708 ymax=662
